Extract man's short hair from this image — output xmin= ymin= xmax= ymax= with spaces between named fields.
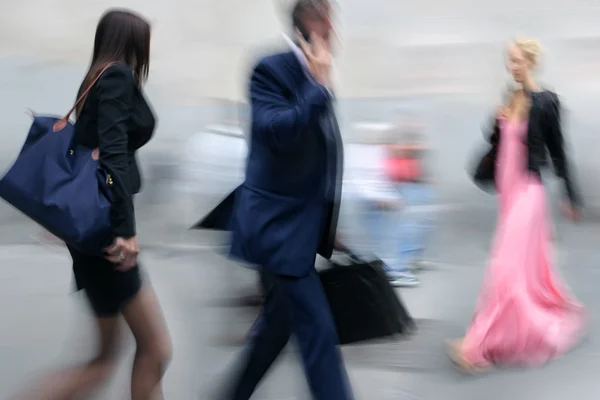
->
xmin=291 ymin=0 xmax=328 ymax=28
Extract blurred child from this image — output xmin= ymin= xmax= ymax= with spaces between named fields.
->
xmin=344 ymin=123 xmax=404 ymax=282
xmin=384 ymin=114 xmax=436 ymax=286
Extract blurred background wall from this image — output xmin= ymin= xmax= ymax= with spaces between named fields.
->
xmin=1 ymin=0 xmax=600 ymax=245
xmin=4 ymin=1 xmax=600 ymax=99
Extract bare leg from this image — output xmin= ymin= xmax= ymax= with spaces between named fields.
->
xmin=122 ymin=284 xmax=172 ymax=400
xmin=11 ymin=317 xmax=120 ymax=400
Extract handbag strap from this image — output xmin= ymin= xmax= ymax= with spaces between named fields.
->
xmin=335 ymin=244 xmax=365 ymax=263
xmin=52 ymin=62 xmax=118 ymax=132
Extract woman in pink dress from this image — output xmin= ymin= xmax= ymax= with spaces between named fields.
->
xmin=447 ymin=38 xmax=587 ymax=371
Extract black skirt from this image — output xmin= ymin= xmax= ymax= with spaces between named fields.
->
xmin=67 ymin=245 xmax=142 ymax=317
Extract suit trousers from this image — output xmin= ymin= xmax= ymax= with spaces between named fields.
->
xmin=223 ymin=268 xmax=353 ymax=400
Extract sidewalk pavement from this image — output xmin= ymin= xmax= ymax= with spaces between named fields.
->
xmin=1 ymin=202 xmax=599 ymax=399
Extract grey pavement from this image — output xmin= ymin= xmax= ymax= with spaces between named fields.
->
xmin=0 ymin=201 xmax=599 ymax=399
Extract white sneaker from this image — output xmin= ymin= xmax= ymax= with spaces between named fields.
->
xmin=411 ymin=259 xmax=436 ymax=271
xmin=389 ymin=272 xmax=420 ymax=287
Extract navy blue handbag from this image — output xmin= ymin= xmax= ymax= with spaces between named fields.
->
xmin=0 ymin=64 xmax=116 ymax=255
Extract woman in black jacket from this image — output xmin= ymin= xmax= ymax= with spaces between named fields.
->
xmin=446 ymin=38 xmax=586 ymax=372
xmin=18 ymin=9 xmax=171 ymax=399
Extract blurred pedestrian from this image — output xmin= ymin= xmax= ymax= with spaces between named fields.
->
xmin=345 ymin=124 xmax=404 ymax=280
xmin=13 ymin=9 xmax=171 ymax=400
xmin=384 ymin=114 xmax=436 ymax=286
xmin=447 ymin=38 xmax=586 ymax=372
xmin=216 ymin=1 xmax=353 ymax=399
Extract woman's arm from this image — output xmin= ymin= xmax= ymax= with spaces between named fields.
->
xmin=95 ymin=64 xmax=136 ymax=237
xmin=544 ymin=92 xmax=582 ymax=207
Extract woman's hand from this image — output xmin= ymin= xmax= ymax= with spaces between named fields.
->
xmin=561 ymin=201 xmax=581 ymax=223
xmin=496 ymin=106 xmax=509 ymax=120
xmin=105 ymin=236 xmax=139 ymax=270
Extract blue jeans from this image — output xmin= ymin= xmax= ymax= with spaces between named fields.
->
xmin=360 ymin=199 xmax=396 ymax=269
xmin=393 ymin=182 xmax=435 ymax=272
xmin=360 ymin=183 xmax=435 ymax=273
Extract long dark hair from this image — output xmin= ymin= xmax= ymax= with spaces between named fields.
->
xmin=77 ymin=8 xmax=151 ymax=116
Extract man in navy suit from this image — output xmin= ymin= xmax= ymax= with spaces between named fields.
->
xmin=219 ymin=1 xmax=353 ymax=399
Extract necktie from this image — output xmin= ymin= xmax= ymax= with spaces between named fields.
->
xmin=321 ymin=103 xmax=343 ymax=202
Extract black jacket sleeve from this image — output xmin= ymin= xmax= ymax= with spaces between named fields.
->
xmin=544 ymin=92 xmax=582 ymax=207
xmin=95 ymin=65 xmax=136 ymax=237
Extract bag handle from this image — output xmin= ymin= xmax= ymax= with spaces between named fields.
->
xmin=53 ymin=62 xmax=118 ymax=132
xmin=335 ymin=243 xmax=365 ymax=263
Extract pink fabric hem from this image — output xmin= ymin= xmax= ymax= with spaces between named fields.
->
xmin=461 ymin=119 xmax=586 ymax=367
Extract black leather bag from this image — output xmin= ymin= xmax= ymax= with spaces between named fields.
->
xmin=319 ymin=251 xmax=415 ymax=345
xmin=471 ymin=145 xmax=497 ymax=192
xmin=470 ymin=117 xmax=500 ymax=193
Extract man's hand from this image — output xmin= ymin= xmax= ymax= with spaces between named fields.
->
xmin=376 ymin=199 xmax=403 ymax=211
xmin=297 ymin=30 xmax=332 ymax=88
xmin=334 ymin=233 xmax=345 ymax=252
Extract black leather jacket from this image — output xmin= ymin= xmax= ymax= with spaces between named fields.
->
xmin=485 ymin=90 xmax=582 ymax=207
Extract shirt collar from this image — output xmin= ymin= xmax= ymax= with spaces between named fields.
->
xmin=282 ymin=33 xmax=335 ymax=99
xmin=282 ymin=33 xmax=309 ymax=72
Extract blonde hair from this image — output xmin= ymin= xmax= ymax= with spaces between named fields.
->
xmin=512 ymin=37 xmax=543 ymax=67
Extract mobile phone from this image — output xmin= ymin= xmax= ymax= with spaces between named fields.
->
xmin=295 ymin=20 xmax=311 ymax=43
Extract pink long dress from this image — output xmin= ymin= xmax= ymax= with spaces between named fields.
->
xmin=461 ymin=118 xmax=587 ymax=367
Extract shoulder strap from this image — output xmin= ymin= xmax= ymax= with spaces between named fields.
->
xmin=53 ymin=62 xmax=118 ymax=132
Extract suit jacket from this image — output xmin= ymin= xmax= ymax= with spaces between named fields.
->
xmin=75 ymin=64 xmax=156 ymax=238
xmin=191 ymin=190 xmax=236 ymax=230
xmin=228 ymin=51 xmax=343 ymax=277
